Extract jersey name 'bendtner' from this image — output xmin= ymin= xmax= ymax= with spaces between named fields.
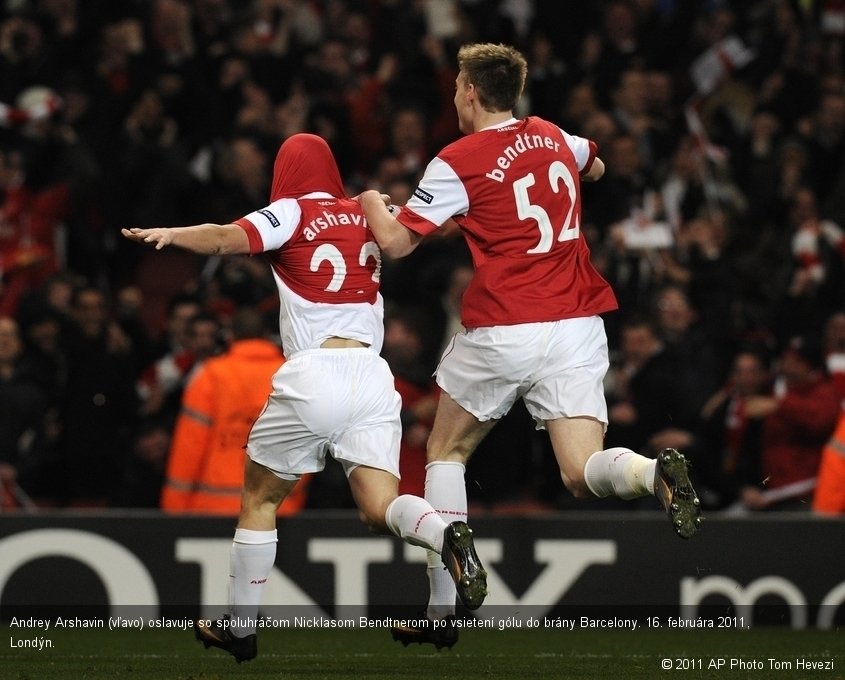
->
xmin=397 ymin=116 xmax=619 ymax=329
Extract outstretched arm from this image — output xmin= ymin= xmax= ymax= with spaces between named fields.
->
xmin=121 ymin=223 xmax=250 ymax=255
xmin=357 ymin=191 xmax=423 ymax=259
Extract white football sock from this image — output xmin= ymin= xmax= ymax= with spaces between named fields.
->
xmin=385 ymin=494 xmax=447 ymax=552
xmin=583 ymin=448 xmax=656 ymax=500
xmin=423 ymin=461 xmax=467 ymax=620
xmin=228 ymin=528 xmax=277 ymax=636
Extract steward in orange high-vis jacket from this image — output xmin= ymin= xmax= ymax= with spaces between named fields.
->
xmin=813 ymin=409 xmax=845 ymax=515
xmin=161 ymin=308 xmax=307 ymax=514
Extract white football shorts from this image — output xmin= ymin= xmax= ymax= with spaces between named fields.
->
xmin=247 ymin=348 xmax=401 ymax=478
xmin=435 ymin=315 xmax=609 ymax=429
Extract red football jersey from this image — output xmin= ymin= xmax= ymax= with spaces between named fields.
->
xmin=397 ymin=116 xmax=618 ymax=328
xmin=236 ymin=194 xmax=384 ymax=355
xmin=270 ymin=197 xmax=379 ymax=305
xmin=234 ymin=133 xmax=385 ymax=354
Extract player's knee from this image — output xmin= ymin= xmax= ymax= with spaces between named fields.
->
xmin=425 ymin=446 xmax=471 ymax=466
xmin=561 ymin=468 xmax=591 ymax=499
xmin=242 ymin=486 xmax=284 ymax=510
xmin=356 ymin=505 xmax=390 ymax=534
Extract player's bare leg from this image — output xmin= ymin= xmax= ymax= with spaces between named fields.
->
xmin=390 ymin=394 xmax=494 ymax=648
xmin=426 ymin=392 xmax=498 ymax=466
xmin=349 ymin=465 xmax=487 ymax=611
xmin=546 ymin=416 xmax=608 ymax=498
xmin=195 ymin=459 xmax=297 ymax=663
xmin=424 ymin=394 xmax=491 ymax=607
xmin=547 ymin=417 xmax=702 ymax=538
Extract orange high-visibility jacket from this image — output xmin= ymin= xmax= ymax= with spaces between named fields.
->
xmin=813 ymin=410 xmax=845 ymax=515
xmin=161 ymin=338 xmax=305 ymax=514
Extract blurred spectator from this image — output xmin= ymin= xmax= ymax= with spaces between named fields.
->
xmin=118 ymin=87 xmax=193 ymax=231
xmin=0 ymin=82 xmax=99 ymax=317
xmin=15 ymin=303 xmax=65 ymax=503
xmin=160 ymin=306 xmax=299 ymax=514
xmin=582 ymin=0 xmax=647 ymax=99
xmin=822 ymin=309 xmax=845 ymax=403
xmin=17 ymin=304 xmax=66 ymax=402
xmin=777 ymin=186 xmax=845 ymax=342
xmin=557 ymin=80 xmax=600 ymax=135
xmin=657 ymin=136 xmax=710 ymax=234
xmin=113 ymin=284 xmax=158 ymax=369
xmin=739 ymin=335 xmax=840 ymax=511
xmin=427 ymin=256 xmax=474 ymax=363
xmin=750 ymin=1 xmax=818 ymax=132
xmin=663 ymin=210 xmax=737 ymax=356
xmin=118 ymin=418 xmax=171 ymax=508
xmin=199 ymin=251 xmax=277 ymax=319
xmin=202 ymin=135 xmax=270 ymax=222
xmin=152 ymin=291 xmax=202 ymax=358
xmin=382 ymin=305 xmax=439 ymax=497
xmin=410 ymin=34 xmax=461 ymax=151
xmin=658 ymin=135 xmax=746 ymax=236
xmin=54 ymin=285 xmax=138 ymax=506
xmin=137 ymin=310 xmax=221 ymax=424
xmin=16 ymin=269 xmax=77 ymax=322
xmin=0 ymin=13 xmax=52 ymax=101
xmin=731 ymin=108 xmax=784 ymax=227
xmin=651 ymin=283 xmax=723 ymax=411
xmin=580 ymin=108 xmax=619 ymax=159
xmin=608 ymin=68 xmax=669 ymax=172
xmin=191 ymin=0 xmax=236 ymax=61
xmin=596 ymin=183 xmax=671 ymax=345
xmin=651 ymin=347 xmax=773 ymax=510
xmin=797 ymin=90 xmax=845 ymax=208
xmin=775 ymin=137 xmax=812 ymax=210
xmin=583 ymin=132 xmax=649 ymax=239
xmin=525 ymin=33 xmax=570 ymax=122
xmin=301 ymin=37 xmax=397 ymax=176
xmin=383 ymin=104 xmax=432 ymax=181
xmin=643 ymin=69 xmax=682 ymax=148
xmin=0 ymin=315 xmax=45 ymax=510
xmin=605 ymin=315 xmax=698 ymax=454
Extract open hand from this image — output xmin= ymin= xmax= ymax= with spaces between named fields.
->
xmin=121 ymin=227 xmax=174 ymax=250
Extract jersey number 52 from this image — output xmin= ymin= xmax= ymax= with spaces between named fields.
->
xmin=514 ymin=161 xmax=580 ymax=254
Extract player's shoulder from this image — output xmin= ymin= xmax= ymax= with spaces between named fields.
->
xmin=437 ymin=134 xmax=476 ymax=164
xmin=247 ymin=197 xmax=300 ymax=231
xmin=436 ymin=129 xmax=501 ymax=170
xmin=262 ymin=196 xmax=300 ymax=215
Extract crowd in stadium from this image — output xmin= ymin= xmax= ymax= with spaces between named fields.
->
xmin=1 ymin=0 xmax=844 ymax=514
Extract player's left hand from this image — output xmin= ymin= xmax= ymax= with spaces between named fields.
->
xmin=121 ymin=227 xmax=174 ymax=250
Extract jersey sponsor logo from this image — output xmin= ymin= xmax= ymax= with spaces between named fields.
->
xmin=317 ymin=200 xmax=336 ymax=206
xmin=257 ymin=209 xmax=280 ymax=228
xmin=413 ymin=187 xmax=434 ymax=204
